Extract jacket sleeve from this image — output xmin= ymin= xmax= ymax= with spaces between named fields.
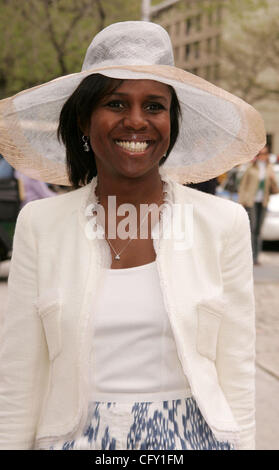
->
xmin=0 ymin=202 xmax=48 ymax=449
xmin=216 ymin=203 xmax=256 ymax=450
xmin=237 ymin=169 xmax=249 ymax=206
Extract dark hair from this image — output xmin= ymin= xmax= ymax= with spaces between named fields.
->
xmin=58 ymin=73 xmax=181 ymax=189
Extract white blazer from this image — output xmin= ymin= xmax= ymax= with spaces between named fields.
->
xmin=0 ymin=176 xmax=255 ymax=450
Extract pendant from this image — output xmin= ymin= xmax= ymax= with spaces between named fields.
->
xmin=115 ymin=254 xmax=120 ymax=260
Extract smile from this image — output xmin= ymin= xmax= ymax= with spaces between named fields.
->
xmin=114 ymin=140 xmax=151 ymax=153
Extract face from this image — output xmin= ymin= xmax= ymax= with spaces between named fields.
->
xmin=257 ymin=146 xmax=269 ymax=162
xmin=86 ymin=79 xmax=172 ymax=180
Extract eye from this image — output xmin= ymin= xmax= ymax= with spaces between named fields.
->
xmin=105 ymin=100 xmax=124 ymax=110
xmin=146 ymin=103 xmax=165 ymax=112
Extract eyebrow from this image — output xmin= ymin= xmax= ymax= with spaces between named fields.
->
xmin=107 ymin=92 xmax=169 ymax=104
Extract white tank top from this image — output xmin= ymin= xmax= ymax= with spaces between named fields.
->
xmin=90 ymin=261 xmax=192 ymax=403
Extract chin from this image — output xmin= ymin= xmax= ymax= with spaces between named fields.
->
xmin=116 ymin=165 xmax=160 ymax=180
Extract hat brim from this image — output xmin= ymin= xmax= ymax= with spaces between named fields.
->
xmin=0 ymin=64 xmax=266 ymax=185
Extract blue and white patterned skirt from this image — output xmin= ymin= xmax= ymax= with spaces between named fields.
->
xmin=46 ymin=396 xmax=234 ymax=450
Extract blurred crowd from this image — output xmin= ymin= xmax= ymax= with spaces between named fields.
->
xmin=1 ymin=146 xmax=279 ymax=266
xmin=187 ymin=145 xmax=279 ymax=265
xmin=0 ymin=154 xmax=69 ymax=262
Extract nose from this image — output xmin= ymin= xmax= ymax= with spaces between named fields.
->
xmin=123 ymin=105 xmax=148 ymax=131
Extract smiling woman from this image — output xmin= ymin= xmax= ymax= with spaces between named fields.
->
xmin=57 ymin=75 xmax=182 ymax=270
xmin=57 ymin=75 xmax=181 ymax=188
xmin=88 ymin=80 xmax=171 ymax=179
xmin=0 ymin=21 xmax=266 ymax=451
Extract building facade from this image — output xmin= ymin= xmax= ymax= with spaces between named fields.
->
xmin=154 ymin=0 xmax=279 ymax=154
xmin=155 ymin=1 xmax=223 ymax=83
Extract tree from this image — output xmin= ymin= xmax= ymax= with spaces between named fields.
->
xmin=0 ymin=0 xmax=140 ymax=97
xmin=152 ymin=0 xmax=277 ymax=104
xmin=219 ymin=0 xmax=279 ymax=104
xmin=1 ymin=0 xmax=278 ymax=104
xmin=173 ymin=0 xmax=268 ymax=18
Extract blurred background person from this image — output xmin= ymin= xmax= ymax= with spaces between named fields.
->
xmin=0 ymin=155 xmax=20 ymax=261
xmin=185 ymin=177 xmax=219 ymax=195
xmin=0 ymin=154 xmax=14 ymax=179
xmin=14 ymin=170 xmax=58 ymax=209
xmin=222 ymin=166 xmax=240 ymax=200
xmin=268 ymin=151 xmax=278 ymax=164
xmin=0 ymin=224 xmax=12 ymax=261
xmin=0 ymin=156 xmax=59 ymax=262
xmin=238 ymin=145 xmax=279 ymax=265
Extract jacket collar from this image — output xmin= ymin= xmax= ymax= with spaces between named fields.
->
xmin=78 ymin=171 xmax=177 ymax=244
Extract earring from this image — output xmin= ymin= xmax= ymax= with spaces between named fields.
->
xmin=82 ymin=135 xmax=90 ymax=152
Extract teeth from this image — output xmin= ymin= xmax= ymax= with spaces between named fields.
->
xmin=115 ymin=140 xmax=149 ymax=152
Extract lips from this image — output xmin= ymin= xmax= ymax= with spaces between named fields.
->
xmin=115 ymin=140 xmax=151 ymax=152
xmin=114 ymin=138 xmax=154 ymax=153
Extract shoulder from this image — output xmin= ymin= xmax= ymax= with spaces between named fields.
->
xmin=23 ymin=183 xmax=89 ymax=211
xmin=170 ymin=179 xmax=249 ymax=237
xmin=17 ymin=183 xmax=91 ymax=234
xmin=172 ymin=179 xmax=242 ymax=214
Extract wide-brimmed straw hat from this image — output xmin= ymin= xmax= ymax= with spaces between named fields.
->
xmin=0 ymin=21 xmax=265 ymax=185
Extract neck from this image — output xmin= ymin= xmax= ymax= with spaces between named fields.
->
xmin=95 ymin=169 xmax=164 ymax=208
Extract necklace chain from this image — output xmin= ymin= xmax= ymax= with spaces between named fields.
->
xmin=94 ymin=182 xmax=165 ymax=260
xmin=105 ymin=209 xmax=150 ymax=260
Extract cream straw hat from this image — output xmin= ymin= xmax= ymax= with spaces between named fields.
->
xmin=0 ymin=21 xmax=265 ymax=185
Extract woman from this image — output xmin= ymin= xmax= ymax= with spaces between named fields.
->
xmin=0 ymin=21 xmax=265 ymax=450
xmin=238 ymin=145 xmax=279 ymax=265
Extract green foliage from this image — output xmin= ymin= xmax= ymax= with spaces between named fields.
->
xmin=0 ymin=0 xmax=276 ymax=101
xmin=0 ymin=0 xmax=141 ymax=98
xmin=219 ymin=0 xmax=279 ymax=103
xmin=174 ymin=0 xmax=268 ymax=17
